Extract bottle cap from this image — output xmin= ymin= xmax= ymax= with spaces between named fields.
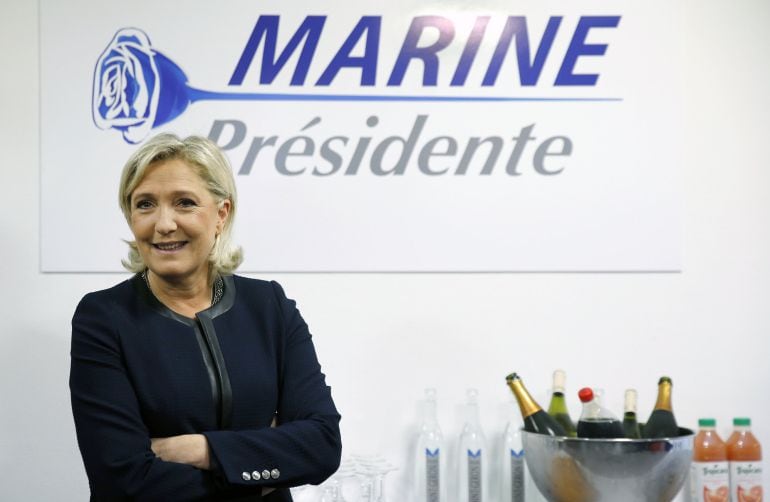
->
xmin=505 ymin=372 xmax=519 ymax=383
xmin=552 ymin=369 xmax=566 ymax=392
xmin=733 ymin=417 xmax=751 ymax=426
xmin=578 ymin=387 xmax=594 ymax=403
xmin=698 ymin=418 xmax=716 ymax=427
xmin=658 ymin=376 xmax=672 ymax=385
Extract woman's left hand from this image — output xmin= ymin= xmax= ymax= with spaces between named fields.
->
xmin=151 ymin=434 xmax=211 ymax=470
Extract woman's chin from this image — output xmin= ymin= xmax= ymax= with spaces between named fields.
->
xmin=147 ymin=265 xmax=203 ymax=283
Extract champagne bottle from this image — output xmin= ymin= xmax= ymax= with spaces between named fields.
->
xmin=506 ymin=373 xmax=567 ymax=436
xmin=546 ymin=369 xmax=577 ymax=437
xmin=622 ymin=389 xmax=641 ymax=439
xmin=576 ymin=387 xmax=625 ymax=439
xmin=642 ymin=376 xmax=679 ymax=438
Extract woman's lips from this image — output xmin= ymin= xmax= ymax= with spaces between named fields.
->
xmin=152 ymin=241 xmax=188 ymax=253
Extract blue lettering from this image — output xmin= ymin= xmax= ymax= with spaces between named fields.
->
xmin=387 ymin=16 xmax=455 ymax=86
xmin=555 ymin=16 xmax=621 ymax=86
xmin=483 ymin=16 xmax=562 ymax=86
xmin=229 ymin=15 xmax=326 ymax=86
xmin=316 ymin=16 xmax=381 ymax=86
xmin=227 ymin=14 xmax=620 ymax=89
xmin=450 ymin=17 xmax=490 ymax=86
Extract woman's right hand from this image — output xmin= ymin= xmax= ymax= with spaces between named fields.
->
xmin=151 ymin=434 xmax=211 ymax=470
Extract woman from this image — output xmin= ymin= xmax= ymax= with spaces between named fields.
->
xmin=69 ymin=133 xmax=341 ymax=501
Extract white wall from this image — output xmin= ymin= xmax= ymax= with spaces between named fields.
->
xmin=1 ymin=1 xmax=768 ymax=500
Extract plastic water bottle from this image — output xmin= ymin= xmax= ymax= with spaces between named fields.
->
xmin=576 ymin=387 xmax=625 ymax=439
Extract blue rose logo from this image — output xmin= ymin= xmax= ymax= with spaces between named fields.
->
xmin=93 ymin=28 xmax=199 ymax=143
xmin=92 ymin=28 xmax=161 ymax=144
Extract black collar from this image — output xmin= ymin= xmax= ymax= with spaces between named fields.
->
xmin=132 ymin=273 xmax=236 ymax=326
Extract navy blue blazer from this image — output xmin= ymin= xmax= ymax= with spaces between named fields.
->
xmin=70 ymin=274 xmax=341 ymax=501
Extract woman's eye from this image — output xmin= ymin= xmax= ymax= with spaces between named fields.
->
xmin=178 ymin=198 xmax=197 ymax=208
xmin=135 ymin=199 xmax=153 ymax=209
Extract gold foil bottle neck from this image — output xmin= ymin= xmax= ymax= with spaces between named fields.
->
xmin=654 ymin=377 xmax=673 ymax=411
xmin=506 ymin=373 xmax=542 ymax=418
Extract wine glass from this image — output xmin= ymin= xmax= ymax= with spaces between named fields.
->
xmin=349 ymin=454 xmax=397 ymax=502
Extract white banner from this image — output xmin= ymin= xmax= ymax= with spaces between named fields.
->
xmin=41 ymin=0 xmax=682 ymax=271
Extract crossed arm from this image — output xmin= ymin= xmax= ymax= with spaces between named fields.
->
xmin=150 ymin=435 xmax=210 ymax=470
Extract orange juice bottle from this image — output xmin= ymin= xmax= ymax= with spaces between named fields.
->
xmin=690 ymin=418 xmax=729 ymax=502
xmin=727 ymin=417 xmax=763 ymax=502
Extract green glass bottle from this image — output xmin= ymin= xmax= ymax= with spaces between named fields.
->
xmin=622 ymin=389 xmax=641 ymax=439
xmin=506 ymin=373 xmax=567 ymax=437
xmin=546 ymin=369 xmax=577 ymax=437
xmin=642 ymin=376 xmax=679 ymax=438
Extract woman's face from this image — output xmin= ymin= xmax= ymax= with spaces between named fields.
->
xmin=129 ymin=158 xmax=230 ymax=285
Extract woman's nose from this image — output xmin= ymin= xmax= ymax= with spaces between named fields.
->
xmin=154 ymin=206 xmax=178 ymax=234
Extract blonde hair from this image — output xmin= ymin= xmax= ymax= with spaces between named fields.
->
xmin=118 ymin=133 xmax=243 ymax=274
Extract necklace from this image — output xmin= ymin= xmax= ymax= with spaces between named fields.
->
xmin=142 ymin=269 xmax=224 ymax=306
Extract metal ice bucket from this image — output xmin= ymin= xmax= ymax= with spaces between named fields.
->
xmin=521 ymin=428 xmax=694 ymax=502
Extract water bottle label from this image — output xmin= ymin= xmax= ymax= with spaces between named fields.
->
xmin=729 ymin=461 xmax=763 ymax=502
xmin=689 ymin=461 xmax=728 ymax=501
xmin=425 ymin=448 xmax=440 ymax=502
xmin=510 ymin=449 xmax=525 ymax=502
xmin=467 ymin=449 xmax=482 ymax=502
